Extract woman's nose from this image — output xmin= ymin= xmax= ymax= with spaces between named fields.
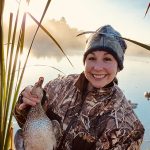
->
xmin=93 ymin=62 xmax=104 ymax=70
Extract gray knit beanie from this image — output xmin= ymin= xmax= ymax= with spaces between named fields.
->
xmin=83 ymin=25 xmax=127 ymax=70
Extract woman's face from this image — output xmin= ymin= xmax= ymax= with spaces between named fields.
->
xmin=84 ymin=50 xmax=118 ymax=88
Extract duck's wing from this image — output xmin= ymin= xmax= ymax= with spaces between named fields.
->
xmin=14 ymin=129 xmax=25 ymax=150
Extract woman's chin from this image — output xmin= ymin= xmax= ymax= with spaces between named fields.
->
xmin=91 ymin=83 xmax=105 ymax=89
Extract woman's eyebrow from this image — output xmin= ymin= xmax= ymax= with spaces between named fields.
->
xmin=88 ymin=52 xmax=95 ymax=56
xmin=103 ymin=52 xmax=111 ymax=56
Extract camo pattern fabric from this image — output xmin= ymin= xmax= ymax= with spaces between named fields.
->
xmin=14 ymin=73 xmax=144 ymax=150
xmin=43 ymin=73 xmax=144 ymax=150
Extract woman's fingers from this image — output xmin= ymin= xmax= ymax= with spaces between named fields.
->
xmin=18 ymin=86 xmax=42 ymax=110
xmin=19 ymin=103 xmax=28 ymax=110
xmin=22 ymin=86 xmax=41 ymax=103
xmin=19 ymin=97 xmax=37 ymax=110
xmin=22 ymin=97 xmax=37 ymax=106
xmin=22 ymin=91 xmax=40 ymax=103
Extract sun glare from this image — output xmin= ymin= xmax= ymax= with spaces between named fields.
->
xmin=4 ymin=0 xmax=47 ymax=26
xmin=5 ymin=0 xmax=29 ymax=15
xmin=4 ymin=0 xmax=28 ymax=27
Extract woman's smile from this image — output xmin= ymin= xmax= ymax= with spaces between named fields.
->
xmin=92 ymin=74 xmax=107 ymax=80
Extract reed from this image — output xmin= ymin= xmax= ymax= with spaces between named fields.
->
xmin=0 ymin=0 xmax=72 ymax=149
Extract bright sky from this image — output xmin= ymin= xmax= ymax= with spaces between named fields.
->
xmin=3 ymin=0 xmax=150 ymax=44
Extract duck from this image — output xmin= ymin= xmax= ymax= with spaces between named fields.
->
xmin=15 ymin=77 xmax=57 ymax=150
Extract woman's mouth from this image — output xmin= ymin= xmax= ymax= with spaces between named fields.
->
xmin=92 ymin=74 xmax=106 ymax=79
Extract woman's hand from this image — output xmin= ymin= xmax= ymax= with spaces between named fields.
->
xmin=19 ymin=86 xmax=41 ymax=110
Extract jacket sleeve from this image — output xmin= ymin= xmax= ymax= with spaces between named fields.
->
xmin=113 ymin=91 xmax=145 ymax=149
xmin=96 ymin=98 xmax=145 ymax=150
xmin=121 ymin=119 xmax=144 ymax=150
xmin=96 ymin=118 xmax=144 ymax=150
xmin=114 ymin=120 xmax=144 ymax=149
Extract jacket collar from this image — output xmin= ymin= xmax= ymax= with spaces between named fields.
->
xmin=74 ymin=72 xmax=88 ymax=92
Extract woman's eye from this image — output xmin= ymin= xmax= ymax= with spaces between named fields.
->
xmin=88 ymin=57 xmax=96 ymax=61
xmin=104 ymin=57 xmax=112 ymax=61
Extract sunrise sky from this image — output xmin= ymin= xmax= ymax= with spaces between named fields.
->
xmin=3 ymin=0 xmax=150 ymax=44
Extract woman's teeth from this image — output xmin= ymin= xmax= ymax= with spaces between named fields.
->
xmin=93 ymin=74 xmax=106 ymax=79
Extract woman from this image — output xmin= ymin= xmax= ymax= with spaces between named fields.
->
xmin=14 ymin=25 xmax=144 ymax=150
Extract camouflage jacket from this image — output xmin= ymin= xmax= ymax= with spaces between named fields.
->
xmin=14 ymin=72 xmax=145 ymax=150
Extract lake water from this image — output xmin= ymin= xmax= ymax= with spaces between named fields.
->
xmin=13 ymin=54 xmax=150 ymax=149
